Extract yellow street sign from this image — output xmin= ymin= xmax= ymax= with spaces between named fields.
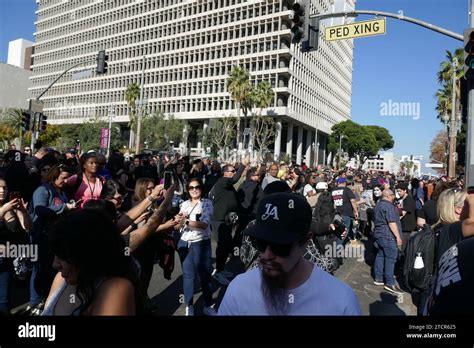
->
xmin=324 ymin=18 xmax=386 ymax=41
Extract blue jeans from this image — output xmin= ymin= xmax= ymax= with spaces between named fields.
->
xmin=0 ymin=268 xmax=12 ymax=313
xmin=29 ymin=262 xmax=42 ymax=306
xmin=340 ymin=215 xmax=353 ymax=244
xmin=177 ymin=238 xmax=213 ymax=307
xmin=374 ymin=238 xmax=398 ymax=286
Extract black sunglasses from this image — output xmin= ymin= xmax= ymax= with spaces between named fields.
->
xmin=251 ymin=237 xmax=294 ymax=257
xmin=226 ymin=170 xmax=236 ymax=173
xmin=188 ymin=185 xmax=202 ymax=190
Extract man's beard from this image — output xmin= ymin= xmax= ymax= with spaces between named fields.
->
xmin=260 ymin=262 xmax=290 ymax=315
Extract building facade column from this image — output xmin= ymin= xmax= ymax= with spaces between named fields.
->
xmin=202 ymin=120 xmax=209 ymax=156
xmin=286 ymin=121 xmax=293 ymax=161
xmin=305 ymin=128 xmax=312 ymax=167
xmin=273 ymin=120 xmax=282 ymax=161
xmin=314 ymin=130 xmax=319 ymax=168
xmin=296 ymin=126 xmax=303 ymax=165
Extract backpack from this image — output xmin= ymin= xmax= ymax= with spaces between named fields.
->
xmin=402 ymin=224 xmax=440 ymax=292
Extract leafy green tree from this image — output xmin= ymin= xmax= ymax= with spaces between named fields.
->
xmin=54 ymin=118 xmax=124 ymax=153
xmin=328 ymin=120 xmax=379 ymax=168
xmin=202 ymin=117 xmax=237 ymax=159
xmin=141 ymin=111 xmax=186 ymax=150
xmin=365 ymin=125 xmax=394 ymax=150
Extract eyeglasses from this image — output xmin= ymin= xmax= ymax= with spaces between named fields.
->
xmin=24 ymin=148 xmax=31 ymax=152
xmin=226 ymin=170 xmax=236 ymax=173
xmin=251 ymin=237 xmax=294 ymax=257
xmin=188 ymin=185 xmax=202 ymax=191
xmin=41 ymin=167 xmax=51 ymax=172
xmin=146 ymin=186 xmax=154 ymax=191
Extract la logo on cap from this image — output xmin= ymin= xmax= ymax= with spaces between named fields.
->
xmin=261 ymin=204 xmax=279 ymax=221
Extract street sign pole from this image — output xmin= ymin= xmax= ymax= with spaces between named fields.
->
xmin=107 ymin=106 xmax=115 ymax=158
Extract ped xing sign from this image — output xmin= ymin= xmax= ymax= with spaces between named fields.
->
xmin=324 ymin=18 xmax=386 ymax=41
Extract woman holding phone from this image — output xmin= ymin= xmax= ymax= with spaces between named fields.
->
xmin=0 ymin=174 xmax=32 ymax=314
xmin=29 ymin=165 xmax=78 ymax=314
xmin=174 ymin=178 xmax=216 ymax=316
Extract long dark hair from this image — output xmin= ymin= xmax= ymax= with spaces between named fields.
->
xmin=313 ymin=191 xmax=336 ymax=225
xmin=48 ymin=209 xmax=143 ymax=315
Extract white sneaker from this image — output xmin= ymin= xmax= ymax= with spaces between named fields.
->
xmin=185 ymin=306 xmax=194 ymax=316
xmin=203 ymin=306 xmax=218 ymax=316
xmin=212 ymin=272 xmax=230 ymax=286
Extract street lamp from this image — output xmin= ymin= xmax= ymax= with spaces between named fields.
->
xmin=441 ymin=113 xmax=450 ymax=176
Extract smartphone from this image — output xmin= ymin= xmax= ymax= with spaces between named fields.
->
xmin=164 ymin=171 xmax=173 ymax=190
xmin=9 ymin=191 xmax=21 ymax=201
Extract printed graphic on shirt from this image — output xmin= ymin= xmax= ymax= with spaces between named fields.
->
xmin=332 ymin=189 xmax=344 ymax=207
xmin=434 ymin=245 xmax=461 ymax=296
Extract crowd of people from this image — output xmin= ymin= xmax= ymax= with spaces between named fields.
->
xmin=0 ymin=144 xmax=473 ymax=316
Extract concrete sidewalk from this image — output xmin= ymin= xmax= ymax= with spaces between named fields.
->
xmin=334 ymin=242 xmax=417 ymax=316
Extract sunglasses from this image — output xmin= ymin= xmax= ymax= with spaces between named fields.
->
xmin=188 ymin=185 xmax=202 ymax=191
xmin=226 ymin=170 xmax=236 ymax=173
xmin=251 ymin=237 xmax=294 ymax=257
xmin=146 ymin=186 xmax=154 ymax=191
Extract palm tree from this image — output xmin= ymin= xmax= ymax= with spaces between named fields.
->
xmin=436 ymin=49 xmax=464 ymax=120
xmin=125 ymin=82 xmax=140 ymax=147
xmin=227 ymin=66 xmax=252 ymax=149
xmin=3 ymin=108 xmax=23 ymax=147
xmin=254 ymin=81 xmax=274 ymax=111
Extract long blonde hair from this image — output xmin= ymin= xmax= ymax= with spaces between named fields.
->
xmin=433 ymin=188 xmax=467 ymax=227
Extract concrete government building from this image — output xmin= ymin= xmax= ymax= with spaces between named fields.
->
xmin=30 ymin=0 xmax=354 ymax=164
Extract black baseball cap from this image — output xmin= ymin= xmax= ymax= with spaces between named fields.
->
xmin=242 ymin=192 xmax=312 ymax=244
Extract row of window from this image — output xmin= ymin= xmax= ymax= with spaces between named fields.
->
xmin=34 ymin=18 xmax=285 ymax=66
xmin=32 ymin=35 xmax=288 ymax=83
xmin=36 ymin=0 xmax=281 ymax=44
xmin=46 ymin=91 xmax=287 ymax=121
xmin=38 ymin=0 xmax=257 ymax=25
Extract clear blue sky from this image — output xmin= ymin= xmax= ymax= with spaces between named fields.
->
xmin=0 ymin=0 xmax=468 ymax=171
xmin=352 ymin=0 xmax=467 ymax=171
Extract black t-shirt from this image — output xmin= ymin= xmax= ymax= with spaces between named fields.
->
xmin=400 ymin=195 xmax=416 ymax=232
xmin=425 ymin=237 xmax=474 ymax=316
xmin=331 ymin=187 xmax=356 ymax=217
xmin=436 ymin=221 xmax=464 ymax=264
xmin=417 ymin=199 xmax=438 ymax=226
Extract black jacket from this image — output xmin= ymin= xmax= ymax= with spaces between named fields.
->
xmin=238 ymin=179 xmax=263 ymax=217
xmin=210 ymin=164 xmax=245 ymax=221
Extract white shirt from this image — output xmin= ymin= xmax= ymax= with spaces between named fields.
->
xmin=218 ymin=264 xmax=362 ymax=315
xmin=178 ymin=198 xmax=213 ymax=243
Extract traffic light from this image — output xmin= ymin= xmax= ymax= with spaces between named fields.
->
xmin=21 ymin=111 xmax=31 ymax=132
xmin=302 ymin=18 xmax=320 ymax=53
xmin=464 ymin=28 xmax=474 ymax=80
xmin=290 ymin=0 xmax=309 ymax=44
xmin=39 ymin=114 xmax=47 ymax=131
xmin=96 ymin=50 xmax=108 ymax=74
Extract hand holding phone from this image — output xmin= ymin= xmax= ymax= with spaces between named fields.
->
xmin=164 ymin=171 xmax=173 ymax=190
xmin=9 ymin=191 xmax=21 ymax=201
